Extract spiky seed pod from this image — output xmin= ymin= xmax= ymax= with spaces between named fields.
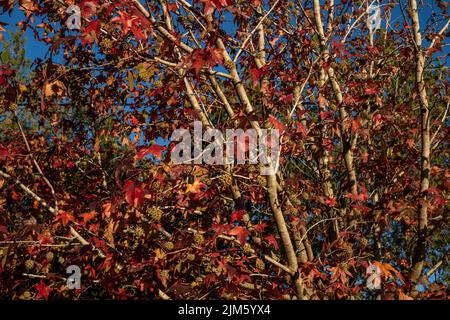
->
xmin=243 ymin=243 xmax=253 ymax=254
xmin=56 ymin=65 xmax=66 ymax=75
xmin=224 ymin=60 xmax=235 ymax=71
xmin=25 ymin=259 xmax=34 ymax=270
xmin=256 ymin=258 xmax=265 ymax=270
xmin=264 ymin=18 xmax=273 ymax=26
xmin=46 ymin=252 xmax=54 ymax=261
xmin=135 ymin=226 xmax=145 ymax=239
xmin=164 ymin=241 xmax=174 ymax=251
xmin=20 ymin=291 xmax=32 ymax=300
xmin=219 ymin=174 xmax=233 ymax=187
xmin=99 ymin=38 xmax=113 ymax=54
xmin=193 ymin=233 xmax=204 ymax=245
xmin=257 ymin=175 xmax=267 ymax=187
xmin=154 ymin=80 xmax=163 ymax=88
xmin=344 ymin=246 xmax=353 ymax=258
xmin=360 ymin=237 xmax=369 ymax=246
xmin=187 ymin=253 xmax=196 ymax=261
xmin=290 ymin=195 xmax=301 ymax=206
xmin=148 ymin=207 xmax=163 ymax=222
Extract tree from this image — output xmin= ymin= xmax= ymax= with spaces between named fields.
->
xmin=0 ymin=0 xmax=448 ymax=300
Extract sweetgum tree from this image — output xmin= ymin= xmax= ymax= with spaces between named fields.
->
xmin=0 ymin=0 xmax=448 ymax=300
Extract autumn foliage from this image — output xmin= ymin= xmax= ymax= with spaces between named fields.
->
xmin=0 ymin=0 xmax=449 ymax=300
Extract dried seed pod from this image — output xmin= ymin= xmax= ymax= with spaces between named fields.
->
xmin=148 ymin=207 xmax=163 ymax=222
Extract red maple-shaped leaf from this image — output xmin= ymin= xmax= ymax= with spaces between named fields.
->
xmin=253 ymin=222 xmax=268 ymax=233
xmin=249 ymin=67 xmax=267 ymax=86
xmin=211 ymin=223 xmax=233 ymax=243
xmin=36 ymin=280 xmax=51 ymax=300
xmin=137 ymin=144 xmax=166 ymax=160
xmin=185 ymin=47 xmax=224 ymax=77
xmin=227 ymin=226 xmax=248 ymax=246
xmin=79 ymin=0 xmax=99 ymax=18
xmin=80 ymin=211 xmax=98 ymax=223
xmin=56 ymin=210 xmax=75 ymax=227
xmin=268 ymin=115 xmax=287 ymax=133
xmin=264 ymin=234 xmax=279 ymax=250
xmin=199 ymin=0 xmax=232 ymax=15
xmin=81 ymin=20 xmax=100 ymax=45
xmin=230 ymin=210 xmax=246 ymax=222
xmin=325 ymin=197 xmax=337 ymax=206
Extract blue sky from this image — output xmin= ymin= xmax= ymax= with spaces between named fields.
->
xmin=1 ymin=1 xmax=448 ymax=66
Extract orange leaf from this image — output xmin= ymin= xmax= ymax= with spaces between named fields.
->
xmin=56 ymin=210 xmax=75 ymax=226
xmin=186 ymin=179 xmax=206 ymax=194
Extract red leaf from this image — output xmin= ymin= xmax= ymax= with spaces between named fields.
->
xmin=295 ymin=121 xmax=308 ymax=137
xmin=253 ymin=222 xmax=268 ymax=233
xmin=280 ymin=93 xmax=293 ymax=104
xmin=56 ymin=210 xmax=75 ymax=227
xmin=249 ymin=67 xmax=267 ymax=86
xmin=268 ymin=115 xmax=287 ymax=133
xmin=36 ymin=280 xmax=51 ymax=300
xmin=264 ymin=235 xmax=279 ymax=250
xmin=365 ymin=86 xmax=379 ymax=95
xmin=130 ymin=115 xmax=139 ymax=126
xmin=230 ymin=210 xmax=246 ymax=222
xmin=227 ymin=226 xmax=248 ymax=246
xmin=0 ymin=144 xmax=11 ymax=159
xmin=124 ymin=181 xmax=144 ymax=207
xmin=199 ymin=0 xmax=232 ymax=15
xmin=124 ymin=180 xmax=135 ymax=206
xmin=80 ymin=211 xmax=98 ymax=223
xmin=0 ymin=225 xmax=7 ymax=233
xmin=325 ymin=197 xmax=337 ymax=206
xmin=81 ymin=20 xmax=100 ymax=45
xmin=137 ymin=144 xmax=166 ymax=160
xmin=211 ymin=223 xmax=233 ymax=243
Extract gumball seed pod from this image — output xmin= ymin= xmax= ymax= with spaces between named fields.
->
xmin=187 ymin=253 xmax=196 ymax=261
xmin=46 ymin=252 xmax=54 ymax=261
xmin=164 ymin=241 xmax=174 ymax=251
xmin=224 ymin=60 xmax=235 ymax=71
xmin=219 ymin=174 xmax=233 ymax=187
xmin=135 ymin=226 xmax=145 ymax=238
xmin=360 ymin=237 xmax=369 ymax=246
xmin=25 ymin=259 xmax=34 ymax=270
xmin=193 ymin=233 xmax=204 ymax=245
xmin=256 ymin=258 xmax=265 ymax=270
xmin=257 ymin=175 xmax=267 ymax=187
xmin=148 ymin=207 xmax=163 ymax=222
